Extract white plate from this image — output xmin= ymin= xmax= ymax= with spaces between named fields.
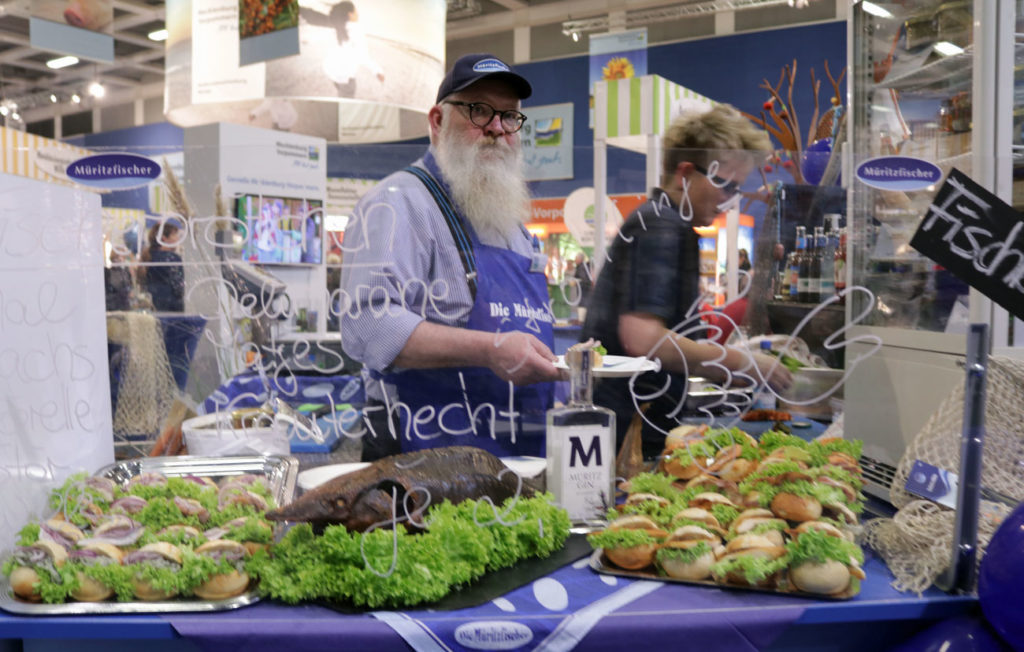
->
xmin=297 ymin=462 xmax=370 ymax=491
xmin=501 ymin=456 xmax=546 ymax=478
xmin=296 ymin=457 xmax=547 ymax=491
xmin=554 ymin=354 xmax=659 ymax=378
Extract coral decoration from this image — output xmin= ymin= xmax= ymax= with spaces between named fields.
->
xmin=602 ymin=57 xmax=636 ymax=81
xmin=741 ymin=59 xmax=846 ymax=186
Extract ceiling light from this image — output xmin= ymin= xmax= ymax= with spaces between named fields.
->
xmin=0 ymin=106 xmax=7 ymax=117
xmin=50 ymin=94 xmax=58 ymax=103
xmin=934 ymin=41 xmax=965 ymax=56
xmin=88 ymin=81 xmax=105 ymax=98
xmin=860 ymin=1 xmax=893 ymax=18
xmin=148 ymin=28 xmax=168 ymax=41
xmin=11 ymin=112 xmax=19 ymax=121
xmin=46 ymin=55 xmax=79 ymax=69
xmin=572 ymin=31 xmax=579 ymax=42
xmin=71 ymin=93 xmax=81 ymax=104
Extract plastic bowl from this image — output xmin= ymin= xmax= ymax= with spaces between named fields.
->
xmin=182 ymin=412 xmax=291 ymax=457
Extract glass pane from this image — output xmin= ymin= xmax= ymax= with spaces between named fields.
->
xmin=849 ymin=0 xmax=973 ymax=332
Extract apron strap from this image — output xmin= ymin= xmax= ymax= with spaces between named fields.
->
xmin=404 ymin=165 xmax=478 ymax=298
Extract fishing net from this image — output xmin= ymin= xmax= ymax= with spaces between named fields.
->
xmin=863 ymin=356 xmax=1024 ymax=594
xmin=108 ymin=311 xmax=178 ymax=443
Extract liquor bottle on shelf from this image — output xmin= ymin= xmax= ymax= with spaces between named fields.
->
xmin=546 ymin=347 xmax=615 ymax=526
xmin=788 ymin=226 xmax=806 ymax=302
xmin=798 ymin=227 xmax=812 ymax=303
xmin=807 ymin=226 xmax=824 ymax=304
xmin=820 ymin=221 xmax=837 ymax=302
xmin=834 ymin=227 xmax=848 ymax=303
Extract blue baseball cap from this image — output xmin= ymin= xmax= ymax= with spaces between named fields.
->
xmin=435 ymin=53 xmax=532 ymax=104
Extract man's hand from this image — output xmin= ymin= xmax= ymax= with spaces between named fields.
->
xmin=394 ymin=321 xmax=563 ymax=386
xmin=487 ymin=330 xmax=563 ymax=385
xmin=751 ymin=351 xmax=793 ymax=393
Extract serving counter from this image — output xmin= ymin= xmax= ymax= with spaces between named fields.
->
xmin=0 ymin=547 xmax=979 ymax=652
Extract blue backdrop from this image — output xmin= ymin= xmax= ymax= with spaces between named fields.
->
xmin=77 ymin=20 xmax=847 ymax=210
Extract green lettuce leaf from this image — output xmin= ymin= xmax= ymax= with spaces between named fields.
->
xmin=710 ymin=504 xmax=740 ymax=528
xmin=587 ymin=528 xmax=661 ymax=550
xmin=711 ymin=553 xmax=788 ymax=584
xmin=656 ymin=541 xmax=712 ymax=566
xmin=16 ymin=523 xmax=40 ymax=547
xmin=786 ymin=528 xmax=864 ymax=566
xmin=248 ymin=494 xmax=569 ymax=608
xmin=79 ymin=562 xmax=135 ymax=601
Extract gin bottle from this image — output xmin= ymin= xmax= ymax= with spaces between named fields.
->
xmin=546 ymin=347 xmax=616 ymax=525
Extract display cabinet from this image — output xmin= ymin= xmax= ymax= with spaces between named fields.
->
xmin=844 ymin=0 xmax=1023 ymax=499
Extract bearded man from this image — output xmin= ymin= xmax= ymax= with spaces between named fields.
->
xmin=340 ymin=53 xmax=562 ymax=460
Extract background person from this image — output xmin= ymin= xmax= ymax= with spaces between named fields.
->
xmin=340 ymin=53 xmax=562 ymax=460
xmin=580 ymin=104 xmax=792 ymax=457
xmin=140 ymin=221 xmax=185 ymax=313
xmin=572 ymin=251 xmax=593 ymax=322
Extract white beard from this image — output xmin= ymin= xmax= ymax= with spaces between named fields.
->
xmin=434 ymin=112 xmax=530 ymax=245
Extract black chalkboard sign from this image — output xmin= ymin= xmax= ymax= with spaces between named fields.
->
xmin=910 ymin=168 xmax=1024 ymax=322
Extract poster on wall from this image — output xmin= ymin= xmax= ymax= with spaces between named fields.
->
xmin=325 ymin=177 xmax=377 ymax=260
xmin=30 ymin=0 xmax=114 ymax=62
xmin=165 ymin=0 xmax=446 ymax=143
xmin=0 ymin=172 xmax=113 ymax=551
xmin=522 ymin=103 xmax=574 ymax=182
xmin=588 ymin=28 xmax=647 ymax=128
xmin=192 ymin=0 xmax=267 ymax=104
xmin=239 ymin=0 xmax=300 ymax=66
xmin=326 ymin=177 xmax=376 ymax=217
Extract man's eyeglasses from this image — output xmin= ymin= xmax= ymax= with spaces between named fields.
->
xmin=692 ymin=163 xmax=742 ymax=196
xmin=444 ymin=100 xmax=528 ymax=134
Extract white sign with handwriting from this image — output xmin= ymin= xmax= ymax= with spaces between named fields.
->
xmin=0 ymin=172 xmax=113 ymax=550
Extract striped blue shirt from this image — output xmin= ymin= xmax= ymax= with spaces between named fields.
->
xmin=338 ymin=153 xmax=533 ymax=399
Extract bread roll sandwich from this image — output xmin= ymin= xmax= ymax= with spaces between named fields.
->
xmin=192 ymin=539 xmax=250 ymax=600
xmin=8 ymin=540 xmax=69 ymax=602
xmin=564 ymin=338 xmax=605 ymax=369
xmin=587 ymin=515 xmax=667 ymax=570
xmin=122 ymin=542 xmax=184 ymax=601
xmin=69 ymin=542 xmax=125 ymax=602
xmin=786 ymin=528 xmax=865 ymax=595
xmin=657 ymin=525 xmax=722 ymax=581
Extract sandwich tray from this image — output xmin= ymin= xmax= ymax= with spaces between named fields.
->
xmin=0 ymin=454 xmax=298 ymax=616
xmin=588 ymin=549 xmax=859 ymax=600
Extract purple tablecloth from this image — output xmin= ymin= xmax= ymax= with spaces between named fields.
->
xmin=164 ymin=545 xmax=977 ymax=652
xmin=166 ymin=557 xmax=813 ymax=652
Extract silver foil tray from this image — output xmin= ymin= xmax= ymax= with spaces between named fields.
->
xmin=0 ymin=454 xmax=298 ymax=615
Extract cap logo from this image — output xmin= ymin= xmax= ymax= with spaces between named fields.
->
xmin=472 ymin=58 xmax=510 ymax=73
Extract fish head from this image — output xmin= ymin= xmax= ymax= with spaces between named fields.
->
xmin=346 ymin=479 xmax=418 ymax=532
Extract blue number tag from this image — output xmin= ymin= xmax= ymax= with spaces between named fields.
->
xmin=529 ymin=252 xmax=548 ymax=274
xmin=905 ymin=460 xmax=958 ymax=509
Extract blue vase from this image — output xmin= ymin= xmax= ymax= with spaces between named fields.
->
xmin=800 ymin=137 xmax=834 ymax=186
xmin=978 ymin=499 xmax=1024 ymax=649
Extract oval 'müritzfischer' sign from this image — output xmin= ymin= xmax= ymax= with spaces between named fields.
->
xmin=855 ymin=155 xmax=942 ymax=191
xmin=66 ymin=153 xmax=162 ymax=190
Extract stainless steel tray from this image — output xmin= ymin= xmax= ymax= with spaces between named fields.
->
xmin=0 ymin=454 xmax=298 ymax=616
xmin=588 ymin=549 xmax=858 ymax=600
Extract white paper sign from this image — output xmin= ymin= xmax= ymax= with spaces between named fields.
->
xmin=0 ymin=172 xmax=114 ymax=552
xmin=326 ymin=177 xmax=376 ymax=218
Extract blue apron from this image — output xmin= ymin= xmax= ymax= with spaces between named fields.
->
xmin=381 ymin=153 xmax=554 ymax=457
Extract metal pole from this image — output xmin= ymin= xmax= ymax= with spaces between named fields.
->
xmin=935 ymin=322 xmax=989 ymax=593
